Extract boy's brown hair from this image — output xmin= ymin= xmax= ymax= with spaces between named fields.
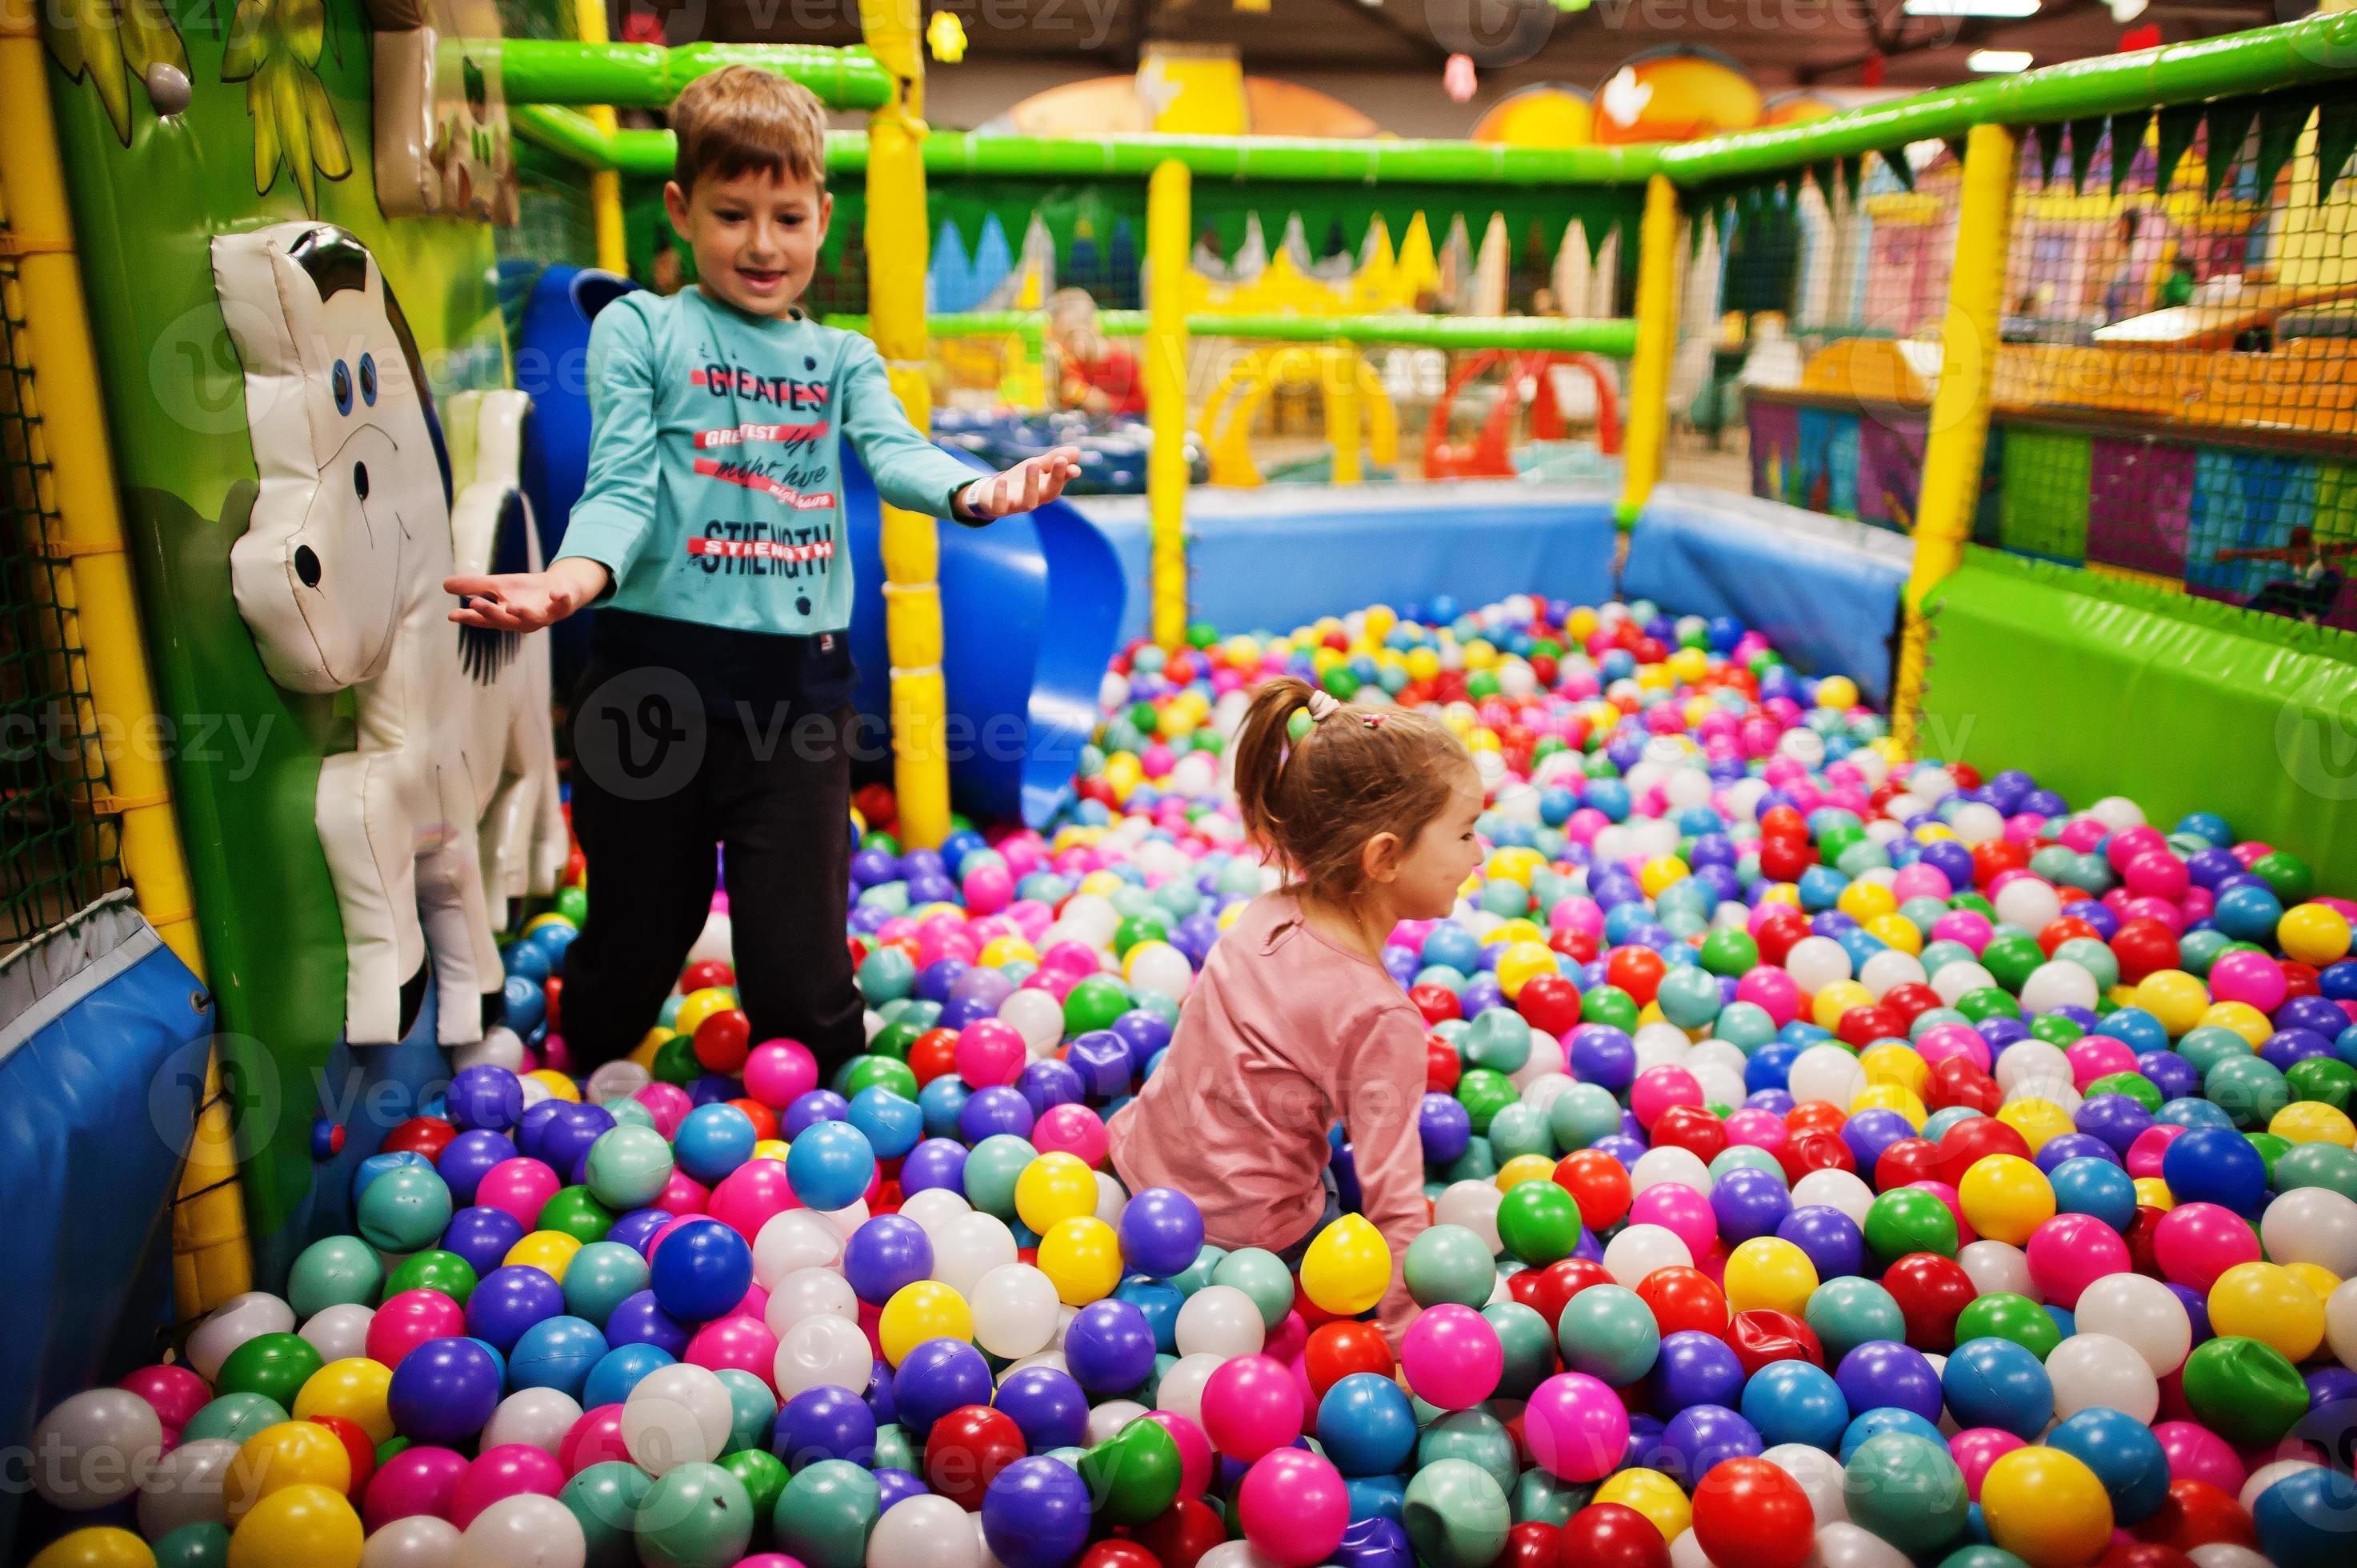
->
xmin=670 ymin=65 xmax=829 ymax=194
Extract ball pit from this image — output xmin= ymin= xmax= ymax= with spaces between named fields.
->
xmin=26 ymin=595 xmax=2357 ymax=1568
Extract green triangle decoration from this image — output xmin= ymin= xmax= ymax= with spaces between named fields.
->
xmin=2318 ymin=90 xmax=2357 ymax=203
xmin=2031 ymin=121 xmax=2063 ymax=186
xmin=2110 ymin=106 xmax=2152 ymax=194
xmin=2067 ymin=118 xmax=2105 ymax=194
xmin=2251 ymin=94 xmax=2311 ymax=203
xmin=2155 ymin=102 xmax=2203 ymax=196
xmin=1881 ymin=146 xmax=1916 ymax=192
xmin=1807 ymin=160 xmax=1840 ymax=212
xmin=1842 ymin=154 xmax=1866 ymax=207
xmin=2203 ymin=96 xmax=2261 ymax=200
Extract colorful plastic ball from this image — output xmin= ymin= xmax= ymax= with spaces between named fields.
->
xmin=922 ymin=1404 xmax=1025 ymax=1510
xmin=1594 ymin=1467 xmax=1693 ymax=1546
xmin=1403 ymin=1302 xmax=1505 ymax=1410
xmin=2161 ymin=1128 xmax=2268 ymax=1214
xmin=1979 ymin=1446 xmax=2115 ymax=1568
xmin=1303 ymin=1215 xmax=1394 ymax=1315
xmin=2047 ymin=1332 xmax=2160 ymax=1423
xmin=1199 ymin=1354 xmax=1303 ymax=1460
xmin=633 ymin=1460 xmax=754 ymax=1568
xmin=646 ymin=1218 xmax=752 ymax=1323
xmin=2045 ymin=1407 xmax=2169 ymax=1525
xmin=1556 ymin=1503 xmax=1670 ymax=1568
xmin=2205 ymin=1262 xmax=2325 ymax=1361
xmin=1238 ymin=1447 xmax=1351 ymax=1567
xmin=2252 ymin=1465 xmax=2357 ymax=1568
xmin=1835 ymin=1340 xmax=1942 ymax=1424
xmin=1402 ymin=1458 xmax=1514 ymax=1568
xmin=1036 ymin=1217 xmax=1122 ymax=1306
xmin=1317 ymin=1372 xmax=1419 ymax=1477
xmin=2179 ymin=1335 xmax=2309 ymax=1446
xmin=27 ymin=1527 xmax=162 ymax=1568
xmin=386 ymin=1338 xmax=502 ymax=1446
xmin=1692 ymin=1455 xmax=1816 ymax=1568
xmin=980 ymin=1455 xmax=1092 ymax=1568
xmin=1842 ymin=1433 xmax=1968 ymax=1554
xmin=1941 ymin=1338 xmax=2052 ymax=1438
xmin=2027 ymin=1214 xmax=2135 ymax=1307
xmin=357 ymin=1166 xmax=455 ymax=1254
xmin=225 ymin=1483 xmax=362 ymax=1568
xmin=1724 ymin=1238 xmax=1819 ymax=1318
xmin=1524 ymin=1372 xmax=1630 ymax=1483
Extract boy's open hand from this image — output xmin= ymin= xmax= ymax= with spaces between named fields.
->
xmin=445 ymin=557 xmax=610 ymax=634
xmin=960 ymin=446 xmax=1083 ymax=520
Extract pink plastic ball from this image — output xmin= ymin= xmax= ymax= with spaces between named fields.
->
xmin=1723 ymin=1108 xmax=1787 ymax=1154
xmin=654 ymin=1170 xmax=711 ymax=1216
xmin=1237 ymin=1449 xmax=1350 ymax=1568
xmin=2207 ymin=951 xmax=2287 ymax=1014
xmin=963 ymin=865 xmax=1014 ymax=916
xmin=2058 ymin=819 xmax=2108 ymax=853
xmin=2155 ymin=1420 xmax=2247 ymax=1494
xmin=1523 ymin=1372 xmax=1629 ymax=1482
xmin=2151 ymin=1202 xmax=2263 ymax=1290
xmin=2123 ymin=853 xmax=2189 ymax=902
xmin=686 ymin=1314 xmax=779 ymax=1385
xmin=1629 ymin=1183 xmax=1719 ymax=1259
xmin=367 ymin=1289 xmax=469 ymax=1369
xmin=475 ymin=1158 xmax=562 ymax=1228
xmin=1916 ymin=1024 xmax=1993 ymax=1074
xmin=1400 ymin=1303 xmax=1503 ymax=1411
xmin=449 ymin=1443 xmax=564 ymax=1529
xmin=2024 ymin=1213 xmax=2133 ymax=1308
xmin=2065 ymin=1037 xmax=2139 ymax=1091
xmin=1042 ymin=942 xmax=1102 ymax=979
xmin=744 ymin=1041 xmax=819 ymax=1110
xmin=1950 ymin=1428 xmax=2027 ymax=1500
xmin=1892 ymin=866 xmax=1954 ymax=902
xmin=558 ymin=1405 xmax=632 ymax=1475
xmin=118 ymin=1364 xmax=210 ymax=1430
xmin=2106 ymin=826 xmax=2169 ymax=872
xmin=954 ymin=1019 xmax=1027 ymax=1088
xmin=1630 ymin=1066 xmax=1703 ymax=1131
xmin=635 ymin=1083 xmax=692 ymax=1139
xmin=1200 ymin=1355 xmax=1304 ymax=1461
xmin=1735 ymin=967 xmax=1800 ymax=1028
xmin=1032 ymin=1104 xmax=1109 ymax=1167
xmin=2126 ymin=1123 xmax=2186 ymax=1179
xmin=737 ymin=1558 xmax=809 ymax=1568
xmin=1931 ymin=912 xmax=1994 ymax=953
xmin=363 ymin=1444 xmax=468 ymax=1529
xmin=708 ymin=1162 xmax=799 ymax=1241
xmin=1144 ymin=1410 xmax=1213 ymax=1500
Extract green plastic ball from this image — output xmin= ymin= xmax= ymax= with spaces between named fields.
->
xmin=2086 ymin=1074 xmax=2162 ymax=1114
xmin=554 ymin=886 xmax=589 ymax=926
xmin=1579 ymin=986 xmax=1639 ymax=1034
xmin=1483 ymin=1301 xmax=1557 ymax=1401
xmin=1455 ymin=1069 xmax=1518 ymax=1135
xmin=586 ymin=1123 xmax=676 ymax=1210
xmin=868 ymin=1019 xmax=925 ymax=1061
xmin=356 ymin=1163 xmax=453 ymax=1253
xmin=1556 ymin=1283 xmax=1660 ymax=1385
xmin=2180 ymin=1335 xmax=2309 ymax=1446
xmin=1952 ymin=1293 xmax=2061 ymax=1360
xmin=1064 ymin=976 xmax=1130 ymax=1034
xmin=772 ymin=1458 xmax=879 ymax=1568
xmin=1211 ymin=1248 xmax=1296 ymax=1330
xmin=651 ymin=1033 xmax=703 ymax=1086
xmin=1078 ymin=1415 xmax=1183 ymax=1524
xmin=1864 ymin=1186 xmax=1960 ymax=1263
xmin=214 ymin=1332 xmax=322 ymax=1409
xmin=1514 ymin=1469 xmax=1595 ymax=1526
xmin=1419 ymin=1409 xmax=1519 ymax=1498
xmin=1979 ymin=934 xmax=2045 ymax=993
xmin=1485 ymin=1103 xmax=1555 ymax=1164
xmin=1405 ymin=1225 xmax=1499 ymax=1309
xmin=1807 ymin=1278 xmax=1907 ymax=1362
xmin=1548 ymin=1082 xmax=1623 ymax=1151
xmin=564 ymin=1459 xmax=654 ymax=1565
xmin=2249 ymin=850 xmax=2313 ymax=902
xmin=637 ymin=1460 xmax=755 ymax=1568
xmin=181 ymin=1393 xmax=287 ymax=1445
xmin=1843 ymin=1433 xmax=1968 ymax=1554
xmin=151 ymin=1522 xmax=231 ymax=1568
xmin=1463 ymin=1009 xmax=1534 ymax=1074
xmin=843 ymin=1058 xmax=920 ymax=1102
xmin=1699 ymin=929 xmax=1760 ymax=978
xmin=961 ymin=1134 xmax=1038 ymax=1221
xmin=288 ymin=1235 xmax=383 ymax=1317
xmin=721 ymin=1446 xmax=789 ymax=1522
xmin=1955 ymin=987 xmax=2022 ymax=1024
xmin=1495 ymin=1182 xmax=1583 ymax=1266
xmin=562 ymin=1242 xmax=646 ymax=1326
xmin=2275 ymin=1142 xmax=2357 ymax=1198
xmin=538 ymin=1186 xmax=616 ymax=1245
xmin=2287 ymin=1056 xmax=2357 ymax=1111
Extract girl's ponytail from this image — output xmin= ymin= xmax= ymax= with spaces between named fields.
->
xmin=1231 ymin=676 xmax=1319 ymax=866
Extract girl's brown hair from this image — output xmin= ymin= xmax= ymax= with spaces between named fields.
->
xmin=1231 ymin=678 xmax=1477 ymax=905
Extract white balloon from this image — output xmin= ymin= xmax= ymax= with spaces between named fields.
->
xmin=1929 ymin=961 xmax=1998 ymax=1007
xmin=457 ymin=1492 xmax=587 ymax=1568
xmin=774 ymin=1314 xmax=878 ymax=1402
xmin=2262 ymin=1187 xmax=2357 ymax=1278
xmin=754 ymin=1210 xmax=845 ymax=1288
xmin=138 ymin=1437 xmax=237 ymax=1538
xmin=2073 ymin=1273 xmax=2191 ymax=1376
xmin=364 ymin=1515 xmax=462 ymax=1566
xmin=1086 ymin=1400 xmax=1150 ymax=1445
xmin=971 ymin=1264 xmax=1062 ymax=1359
xmin=1154 ymin=1353 xmax=1226 ymax=1426
xmin=31 ymin=1387 xmax=162 ymax=1510
xmin=301 ymin=1302 xmax=376 ymax=1363
xmin=1957 ymin=1241 xmax=2034 ymax=1301
xmin=768 ymin=1267 xmax=861 ymax=1334
xmin=1786 ymin=938 xmax=1853 ymax=994
xmin=900 ymin=1188 xmax=974 ymax=1242
xmin=1807 ymin=1522 xmax=1907 ymax=1568
xmin=622 ymin=1364 xmax=734 ymax=1474
xmin=1791 ymin=1169 xmax=1875 ymax=1227
xmin=870 ymin=1493 xmax=984 ymax=1568
xmin=934 ymin=1214 xmax=1019 ymax=1298
xmin=1174 ymin=1285 xmax=1265 ymax=1358
xmin=1788 ymin=1045 xmax=1867 ymax=1110
xmin=1631 ymin=1146 xmax=1715 ymax=1197
xmin=2330 ymin=1278 xmax=2357 ymax=1371
xmin=998 ymin=990 xmax=1067 ymax=1057
xmin=484 ymin=1388 xmax=582 ymax=1455
xmin=1434 ymin=1182 xmax=1504 ymax=1254
xmin=2046 ymin=1331 xmax=2159 ymax=1422
xmin=2239 ymin=1458 xmax=2321 ymax=1515
xmin=1762 ymin=1442 xmax=1847 ymax=1526
xmin=1858 ymin=950 xmax=1928 ymax=1000
xmin=185 ymin=1292 xmax=294 ymax=1382
xmin=1603 ymin=1224 xmax=1693 ymax=1287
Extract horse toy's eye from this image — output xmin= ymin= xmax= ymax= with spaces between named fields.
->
xmin=354 ymin=462 xmax=370 ymax=500
xmin=359 ymin=353 xmax=378 ymax=406
xmin=295 ymin=545 xmax=322 ymax=586
xmin=331 ymin=359 xmax=353 ymax=414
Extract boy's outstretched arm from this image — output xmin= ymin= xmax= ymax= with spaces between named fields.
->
xmin=446 ymin=556 xmax=611 ymax=633
xmin=954 ymin=446 xmax=1086 ymax=522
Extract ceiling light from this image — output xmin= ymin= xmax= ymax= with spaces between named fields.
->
xmin=1967 ymin=49 xmax=2034 ymax=72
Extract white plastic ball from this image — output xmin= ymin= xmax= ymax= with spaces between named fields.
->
xmin=454 ymin=1026 xmax=526 ymax=1073
xmin=754 ymin=1210 xmax=844 ymax=1287
xmin=2084 ymin=795 xmax=2147 ymax=831
xmin=137 ymin=1436 xmax=237 ymax=1538
xmin=2018 ymin=960 xmax=2098 ymax=1015
xmin=1094 ymin=1174 xmax=1128 ymax=1228
xmin=767 ymin=1267 xmax=860 ymax=1334
xmin=1511 ymin=1031 xmax=1567 ymax=1090
xmin=1910 ymin=766 xmax=1958 ymax=802
xmin=1631 ymin=1023 xmax=1694 ymax=1074
xmin=2329 ymin=1277 xmax=2357 ymax=1371
xmin=1993 ymin=878 xmax=2064 ymax=933
xmin=1433 ymin=1182 xmax=1504 ymax=1253
xmin=586 ymin=1060 xmax=652 ymax=1103
xmin=1603 ymin=1223 xmax=1693 ymax=1287
xmin=1791 ymin=1169 xmax=1875 ymax=1226
xmin=1788 ymin=1044 xmax=1867 ymax=1110
xmin=300 ymin=1302 xmax=375 ymax=1363
xmin=622 ymin=1363 xmax=733 ymax=1474
xmin=1929 ymin=961 xmax=1998 ymax=1007
xmin=1631 ymin=1146 xmax=1714 ymax=1197
xmin=2073 ymin=1272 xmax=2192 ymax=1376
xmin=1809 ymin=1523 xmax=1908 ymax=1568
xmin=30 ymin=1387 xmax=162 ymax=1510
xmin=1128 ymin=945 xmax=1195 ymax=1002
xmin=1760 ymin=1442 xmax=1847 ymax=1526
xmin=1691 ymin=1062 xmax=1747 ymax=1113
xmin=483 ymin=1388 xmax=582 ymax=1454
xmin=1670 ymin=1530 xmax=1712 ymax=1568
xmin=1857 ymin=950 xmax=1928 ymax=1000
xmin=773 ymin=1314 xmax=878 ymax=1401
xmin=2046 ymin=1330 xmax=2159 ymax=1422
xmin=933 ymin=1214 xmax=1018 ymax=1298
xmin=185 ymin=1291 xmax=294 ymax=1382
xmin=1956 ymin=1241 xmax=2033 ymax=1300
xmin=1086 ymin=1401 xmax=1150 ymax=1445
xmin=1174 ymin=1285 xmax=1265 ymax=1359
xmin=455 ymin=1492 xmax=586 ymax=1568
xmin=686 ymin=910 xmax=732 ymax=970
xmin=899 ymin=1188 xmax=973 ymax=1242
xmin=2261 ymin=1187 xmax=2357 ymax=1278
xmin=1154 ymin=1353 xmax=1225 ymax=1425
xmin=1994 ymin=1040 xmax=2075 ymax=1098
xmin=998 ymin=990 xmax=1067 ymax=1057
xmin=1947 ymin=802 xmax=2004 ymax=847
xmin=870 ymin=1493 xmax=984 ymax=1568
xmin=362 ymin=1515 xmax=462 ymax=1567
xmin=2239 ymin=1458 xmax=2321 ymax=1516
xmin=971 ymin=1264 xmax=1062 ymax=1359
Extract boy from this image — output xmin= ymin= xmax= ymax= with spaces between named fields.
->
xmin=446 ymin=66 xmax=1078 ymax=1074
xmin=1046 ymin=287 xmax=1146 ymax=418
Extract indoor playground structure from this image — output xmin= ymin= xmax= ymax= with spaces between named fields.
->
xmin=11 ymin=3 xmax=2357 ymax=1568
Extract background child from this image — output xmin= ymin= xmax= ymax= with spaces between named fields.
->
xmin=446 ymin=66 xmax=1078 ymax=1077
xmin=1046 ymin=287 xmax=1146 ymax=418
xmin=1106 ymin=677 xmax=1484 ymax=1341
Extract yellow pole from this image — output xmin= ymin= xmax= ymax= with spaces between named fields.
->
xmin=859 ymin=0 xmax=949 ymax=849
xmin=1615 ymin=174 xmax=1682 ymax=530
xmin=0 ymin=2 xmax=250 ymax=1312
xmin=1893 ymin=122 xmax=2017 ymax=755
xmin=1326 ymin=346 xmax=1362 ymax=486
xmin=1146 ymin=159 xmax=1191 ymax=647
xmin=571 ymin=0 xmax=629 ymax=276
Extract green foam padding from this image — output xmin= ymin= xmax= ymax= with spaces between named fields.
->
xmin=1922 ymin=547 xmax=2357 ymax=893
xmin=1997 ymin=428 xmax=2091 ymax=563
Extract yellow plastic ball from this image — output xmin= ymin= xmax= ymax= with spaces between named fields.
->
xmin=1489 ymin=920 xmax=1546 ymax=950
xmin=1634 ymin=662 xmax=1675 ymax=692
xmin=1837 ymin=881 xmax=1897 ymax=925
xmin=1300 ymin=1214 xmax=1392 ymax=1316
xmin=754 ymin=1138 xmax=790 ymax=1163
xmin=1722 ymin=1237 xmax=1819 ymax=1316
xmin=1036 ymin=1217 xmax=1122 ymax=1306
xmin=27 ymin=1529 xmax=154 ymax=1568
xmin=1759 ymin=885 xmax=1803 ymax=910
xmin=292 ymin=1358 xmax=393 ymax=1444
xmin=628 ymin=1028 xmax=672 ymax=1070
xmin=524 ymin=1069 xmax=579 ymax=1104
xmin=1959 ymin=1154 xmax=2058 ymax=1246
xmin=674 ymin=986 xmax=739 ymax=1040
xmin=1493 ymin=942 xmax=1559 ymax=1002
xmin=2280 ymin=902 xmax=2353 ymax=966
xmin=2196 ymin=1002 xmax=2271 ymax=1049
xmin=1979 ymin=1446 xmax=2114 ymax=1568
xmin=1848 ymin=1082 xmax=1927 ymax=1130
xmin=1594 ymin=1469 xmax=1692 ymax=1546
xmin=1997 ymin=1097 xmax=2075 ymax=1154
xmin=1639 ymin=857 xmax=1691 ymax=898
xmin=1467 ymin=728 xmax=1501 ymax=755
xmin=878 ymin=1280 xmax=974 ymax=1365
xmin=1866 ymin=914 xmax=1924 ymax=956
xmin=2286 ymin=1262 xmax=2343 ymax=1302
xmin=227 ymin=1423 xmax=351 ymax=1524
xmin=1406 ymin=647 xmax=1441 ymax=682
xmin=1566 ymin=607 xmax=1599 ymax=642
xmin=1667 ymin=647 xmax=1710 ymax=686
xmin=2207 ymin=1261 xmax=2325 ymax=1362
xmin=1014 ymin=1153 xmax=1099 ymax=1235
xmin=226 ymin=1482 xmax=363 ymax=1568
xmin=1078 ymin=869 xmax=1129 ymax=899
xmin=506 ymin=1230 xmax=583 ymax=1281
xmin=1486 ymin=847 xmax=1544 ymax=888
xmin=2133 ymin=1177 xmax=2176 ymax=1211
xmin=978 ymin=936 xmax=1038 ymax=969
xmin=2271 ymin=1101 xmax=2357 ymax=1147
xmin=1859 ymin=1043 xmax=1930 ymax=1096
xmin=1463 ymin=639 xmax=1499 ymax=672
xmin=1364 ymin=605 xmax=1399 ymax=641
xmin=2131 ymin=970 xmax=2210 ymax=1036
xmin=1496 ymin=1155 xmax=1559 ymax=1191
xmin=1811 ymin=980 xmax=1875 ymax=1032
xmin=1816 ymin=675 xmax=1860 ymax=711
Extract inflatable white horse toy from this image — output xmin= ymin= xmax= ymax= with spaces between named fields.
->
xmin=214 ymin=222 xmax=564 ymax=1045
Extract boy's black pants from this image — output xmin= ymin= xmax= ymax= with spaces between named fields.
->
xmin=560 ymin=663 xmax=866 ymax=1078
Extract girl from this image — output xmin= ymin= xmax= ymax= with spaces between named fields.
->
xmin=1106 ymin=677 xmax=1486 ymax=1341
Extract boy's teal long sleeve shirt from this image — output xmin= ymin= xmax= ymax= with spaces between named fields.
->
xmin=554 ymin=286 xmax=982 ymax=634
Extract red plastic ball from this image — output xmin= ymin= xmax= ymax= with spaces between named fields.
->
xmin=1411 ymin=985 xmax=1462 ymax=1026
xmin=692 ymin=1009 xmax=752 ymax=1074
xmin=1651 ymin=1105 xmax=1728 ymax=1164
xmin=1692 ymin=1456 xmax=1814 ymax=1568
xmin=1971 ymin=841 xmax=2030 ymax=886
xmin=924 ymin=1403 xmax=1026 ymax=1510
xmin=1605 ymin=947 xmax=1667 ymax=1007
xmin=1779 ymin=1130 xmax=1856 ymax=1183
xmin=1757 ymin=838 xmax=1816 ymax=887
xmin=1635 ymin=1266 xmax=1728 ymax=1338
xmin=1502 ymin=1522 xmax=1562 ymax=1568
xmin=2111 ymin=918 xmax=2181 ymax=985
xmin=1837 ymin=1006 xmax=1904 ymax=1048
xmin=1554 ymin=1151 xmax=1634 ymax=1231
xmin=1519 ymin=974 xmax=1583 ymax=1036
xmin=2099 ymin=1545 xmax=2195 ymax=1568
xmin=1880 ymin=984 xmax=1944 ymax=1023
xmin=908 ymin=1027 xmax=961 ymax=1086
xmin=680 ymin=959 xmax=734 ymax=994
xmin=1786 ymin=1102 xmax=1848 ymax=1138
xmin=726 ymin=1098 xmax=779 ymax=1144
xmin=1727 ymin=1309 xmax=1823 ymax=1375
xmin=1883 ymin=1251 xmax=1977 ymax=1351
xmin=1135 ymin=1497 xmax=1228 ymax=1568
xmin=1558 ymin=1503 xmax=1669 ymax=1568
xmin=383 ymin=1117 xmax=458 ymax=1160
xmin=1427 ymin=1038 xmax=1463 ymax=1094
xmin=1527 ymin=1258 xmax=1615 ymax=1330
xmin=2133 ymin=1480 xmax=2256 ymax=1552
xmin=2037 ymin=916 xmax=2101 ymax=956
xmin=1927 ymin=1058 xmax=2003 ymax=1115
xmin=1936 ymin=1116 xmax=2031 ymax=1186
xmin=1082 ymin=1544 xmax=1164 ymax=1568
xmin=1875 ymin=1138 xmax=1946 ymax=1191
xmin=1303 ymin=1322 xmax=1394 ymax=1400
xmin=1753 ymin=906 xmax=1813 ymax=964
xmin=309 ymin=1414 xmax=377 ymax=1496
